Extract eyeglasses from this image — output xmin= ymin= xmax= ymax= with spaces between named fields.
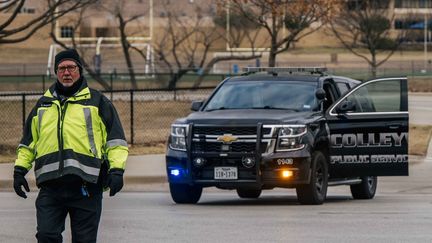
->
xmin=57 ymin=65 xmax=78 ymax=73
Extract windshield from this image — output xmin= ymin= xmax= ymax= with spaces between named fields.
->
xmin=204 ymin=81 xmax=318 ymax=112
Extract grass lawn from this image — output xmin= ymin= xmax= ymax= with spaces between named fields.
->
xmin=409 ymin=124 xmax=432 ymax=156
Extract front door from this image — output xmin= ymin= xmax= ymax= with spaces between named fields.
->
xmin=326 ymin=77 xmax=408 ymax=177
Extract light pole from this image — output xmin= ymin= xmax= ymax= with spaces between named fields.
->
xmin=424 ymin=13 xmax=428 ymax=73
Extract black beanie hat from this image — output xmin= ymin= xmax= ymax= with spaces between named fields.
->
xmin=54 ymin=49 xmax=83 ymax=74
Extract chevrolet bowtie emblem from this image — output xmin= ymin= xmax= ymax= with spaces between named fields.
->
xmin=217 ymin=134 xmax=238 ymax=144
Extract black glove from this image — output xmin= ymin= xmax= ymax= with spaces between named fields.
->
xmin=13 ymin=166 xmax=30 ymax=199
xmin=106 ymin=169 xmax=124 ymax=197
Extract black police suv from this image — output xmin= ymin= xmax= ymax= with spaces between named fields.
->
xmin=166 ymin=67 xmax=409 ymax=205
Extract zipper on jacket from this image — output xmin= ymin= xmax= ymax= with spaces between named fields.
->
xmin=58 ymin=101 xmax=69 ymax=176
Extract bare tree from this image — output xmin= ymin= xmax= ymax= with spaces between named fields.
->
xmin=0 ymin=0 xmax=96 ymax=44
xmin=228 ymin=0 xmax=337 ymax=67
xmin=213 ymin=4 xmax=262 ymax=48
xmin=100 ymin=1 xmax=151 ymax=90
xmin=49 ymin=6 xmax=111 ymax=90
xmin=329 ymin=0 xmax=404 ymax=78
xmin=117 ymin=13 xmax=139 ymax=89
xmin=155 ymin=0 xmax=262 ymax=89
xmin=50 ymin=1 xmax=152 ymax=90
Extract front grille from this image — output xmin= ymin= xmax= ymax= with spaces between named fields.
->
xmin=191 ymin=125 xmax=272 ymax=154
xmin=192 ymin=142 xmax=267 ymax=153
xmin=193 ymin=126 xmax=271 ymax=136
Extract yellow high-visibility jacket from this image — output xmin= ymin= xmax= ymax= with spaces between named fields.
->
xmin=15 ymin=81 xmax=128 ymax=186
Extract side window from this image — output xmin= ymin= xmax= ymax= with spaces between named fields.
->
xmin=340 ymin=79 xmax=402 ymax=113
xmin=336 ymin=82 xmax=350 ymax=95
xmin=346 ymin=86 xmax=375 ymax=112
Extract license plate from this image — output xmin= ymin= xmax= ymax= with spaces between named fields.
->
xmin=214 ymin=167 xmax=238 ymax=180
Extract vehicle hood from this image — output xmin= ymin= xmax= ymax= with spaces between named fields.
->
xmin=175 ymin=109 xmax=320 ymax=125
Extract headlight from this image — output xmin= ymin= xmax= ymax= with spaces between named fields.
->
xmin=278 ymin=126 xmax=306 ymax=136
xmin=169 ymin=125 xmax=188 ymax=151
xmin=276 ymin=125 xmax=306 ymax=151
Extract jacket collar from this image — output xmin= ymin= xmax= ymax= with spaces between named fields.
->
xmin=44 ymin=78 xmax=91 ymax=102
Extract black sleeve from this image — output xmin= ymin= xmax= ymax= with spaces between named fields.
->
xmin=99 ymin=95 xmax=126 ymax=142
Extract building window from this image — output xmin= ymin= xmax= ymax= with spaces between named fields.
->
xmin=395 ymin=19 xmax=414 ymax=29
xmin=95 ymin=27 xmax=110 ymax=37
xmin=394 ymin=19 xmax=424 ymax=29
xmin=394 ymin=0 xmax=402 ymax=8
xmin=394 ymin=19 xmax=404 ymax=29
xmin=347 ymin=0 xmax=389 ymax=10
xmin=419 ymin=0 xmax=431 ymax=8
xmin=347 ymin=0 xmax=365 ymax=10
xmin=20 ymin=7 xmax=36 ymax=14
xmin=60 ymin=26 xmax=74 ymax=38
xmin=395 ymin=0 xmax=432 ymax=8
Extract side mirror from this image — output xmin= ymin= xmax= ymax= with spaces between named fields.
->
xmin=191 ymin=100 xmax=204 ymax=111
xmin=336 ymin=100 xmax=355 ymax=113
xmin=315 ymin=88 xmax=326 ymax=100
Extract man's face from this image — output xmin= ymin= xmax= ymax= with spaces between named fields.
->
xmin=56 ymin=60 xmax=80 ymax=87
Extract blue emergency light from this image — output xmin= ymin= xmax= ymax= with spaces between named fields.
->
xmin=170 ymin=169 xmax=180 ymax=176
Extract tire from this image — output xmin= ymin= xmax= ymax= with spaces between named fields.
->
xmin=296 ymin=151 xmax=328 ymax=205
xmin=169 ymin=183 xmax=202 ymax=204
xmin=350 ymin=176 xmax=377 ymax=199
xmin=236 ymin=188 xmax=262 ymax=199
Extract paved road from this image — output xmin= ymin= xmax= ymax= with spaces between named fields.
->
xmin=1 ymin=157 xmax=431 ymax=243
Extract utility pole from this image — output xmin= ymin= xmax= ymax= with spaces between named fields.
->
xmin=424 ymin=13 xmax=428 ymax=73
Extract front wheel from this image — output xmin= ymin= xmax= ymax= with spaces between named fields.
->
xmin=296 ymin=151 xmax=328 ymax=205
xmin=350 ymin=176 xmax=377 ymax=199
xmin=169 ymin=183 xmax=202 ymax=204
xmin=236 ymin=188 xmax=262 ymax=199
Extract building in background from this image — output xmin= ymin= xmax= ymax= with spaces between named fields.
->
xmin=1 ymin=0 xmax=432 ymax=75
xmin=2 ymin=0 xmax=432 ymax=48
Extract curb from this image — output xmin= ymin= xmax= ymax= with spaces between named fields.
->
xmin=0 ymin=175 xmax=167 ymax=192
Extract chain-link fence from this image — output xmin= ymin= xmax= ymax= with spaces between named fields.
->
xmin=0 ymin=73 xmax=227 ymax=92
xmin=0 ymin=87 xmax=215 ymax=153
xmin=1 ymin=64 xmax=432 ymax=92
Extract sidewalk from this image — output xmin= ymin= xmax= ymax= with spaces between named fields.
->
xmin=0 ymin=154 xmax=167 ymax=192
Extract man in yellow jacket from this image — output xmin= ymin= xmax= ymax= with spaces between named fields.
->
xmin=13 ymin=49 xmax=128 ymax=243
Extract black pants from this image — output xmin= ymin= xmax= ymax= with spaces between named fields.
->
xmin=35 ymin=183 xmax=103 ymax=243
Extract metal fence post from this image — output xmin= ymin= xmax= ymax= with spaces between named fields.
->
xmin=172 ymin=73 xmax=178 ymax=95
xmin=110 ymin=73 xmax=113 ymax=100
xmin=42 ymin=75 xmax=46 ymax=91
xmin=411 ymin=61 xmax=415 ymax=76
xmin=110 ymin=72 xmax=113 ymax=89
xmin=22 ymin=94 xmax=26 ymax=133
xmin=130 ymin=90 xmax=134 ymax=145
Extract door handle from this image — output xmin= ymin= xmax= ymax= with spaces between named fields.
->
xmin=387 ymin=123 xmax=402 ymax=129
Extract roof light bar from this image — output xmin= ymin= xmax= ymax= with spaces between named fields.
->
xmin=242 ymin=67 xmax=327 ymax=75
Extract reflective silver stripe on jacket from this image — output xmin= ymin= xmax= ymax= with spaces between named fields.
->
xmin=64 ymin=159 xmax=100 ymax=176
xmin=18 ymin=143 xmax=33 ymax=151
xmin=83 ymin=108 xmax=98 ymax=157
xmin=35 ymin=162 xmax=59 ymax=178
xmin=38 ymin=109 xmax=46 ymax=134
xmin=106 ymin=139 xmax=128 ymax=148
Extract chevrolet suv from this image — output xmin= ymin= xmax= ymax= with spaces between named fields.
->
xmin=166 ymin=67 xmax=409 ymax=205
